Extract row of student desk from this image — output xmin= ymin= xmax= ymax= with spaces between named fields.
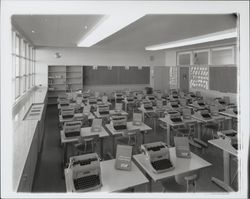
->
xmin=64 ymin=147 xmax=212 ymax=192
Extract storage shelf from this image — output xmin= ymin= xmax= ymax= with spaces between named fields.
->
xmin=48 ymin=83 xmax=66 ymax=85
xmin=48 ymin=65 xmax=83 ymax=98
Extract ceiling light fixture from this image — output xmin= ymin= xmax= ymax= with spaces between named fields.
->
xmin=145 ymin=28 xmax=237 ymax=51
xmin=78 ymin=14 xmax=144 ymax=47
xmin=84 ymin=25 xmax=88 ymax=30
xmin=31 ymin=30 xmax=35 ymax=33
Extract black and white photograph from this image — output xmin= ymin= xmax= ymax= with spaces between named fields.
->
xmin=1 ymin=0 xmax=249 ymax=198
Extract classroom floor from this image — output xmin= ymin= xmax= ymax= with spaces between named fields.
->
xmin=32 ymin=104 xmax=238 ymax=193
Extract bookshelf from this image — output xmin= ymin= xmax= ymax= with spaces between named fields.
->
xmin=48 ymin=65 xmax=83 ymax=104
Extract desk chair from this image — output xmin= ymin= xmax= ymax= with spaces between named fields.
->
xmin=161 ymin=171 xmax=199 ymax=192
xmin=74 ymin=114 xmax=89 ymax=127
xmin=74 ymin=134 xmax=99 ymax=155
xmin=179 ymin=98 xmax=187 ymax=107
xmin=116 ymin=129 xmax=139 ymax=154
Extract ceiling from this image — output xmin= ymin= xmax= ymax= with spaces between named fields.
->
xmin=12 ymin=14 xmax=237 ymax=51
xmin=12 ymin=15 xmax=103 ymax=47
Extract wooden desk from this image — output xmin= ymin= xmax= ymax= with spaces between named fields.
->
xmin=133 ymin=147 xmax=211 ymax=192
xmin=208 ymin=138 xmax=238 ymax=192
xmin=105 ymin=122 xmax=152 ymax=156
xmin=60 ymin=126 xmax=109 ymax=166
xmin=109 ymin=110 xmax=128 ymax=116
xmin=220 ymin=109 xmax=238 ymax=129
xmin=159 ymin=117 xmax=197 ymax=146
xmin=122 ymin=99 xmax=136 ymax=112
xmin=188 ymin=103 xmax=207 ymax=111
xmin=59 ymin=112 xmax=95 ymax=123
xmin=64 ymin=159 xmax=149 ymax=192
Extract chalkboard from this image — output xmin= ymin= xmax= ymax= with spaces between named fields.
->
xmin=209 ymin=66 xmax=237 ymax=93
xmin=83 ymin=66 xmax=150 ymax=85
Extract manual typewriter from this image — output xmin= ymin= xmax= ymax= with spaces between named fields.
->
xmin=196 ymin=99 xmax=206 ymax=107
xmin=61 ymin=107 xmax=75 ymax=120
xmin=141 ymin=100 xmax=154 ymax=111
xmin=64 ymin=121 xmax=81 ymax=138
xmin=88 ymin=97 xmax=97 ymax=105
xmin=111 ymin=115 xmax=127 ymax=131
xmin=98 ymin=104 xmax=110 ymax=115
xmin=69 ymin=153 xmax=102 ymax=192
xmin=126 ymin=96 xmax=135 ymax=103
xmin=217 ymin=130 xmax=238 ymax=150
xmin=194 ymin=110 xmax=212 ymax=120
xmin=169 ymin=101 xmax=179 ymax=109
xmin=169 ymin=113 xmax=183 ymax=123
xmin=141 ymin=142 xmax=174 ymax=173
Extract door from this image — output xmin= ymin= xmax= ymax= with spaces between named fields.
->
xmin=179 ymin=67 xmax=189 ymax=92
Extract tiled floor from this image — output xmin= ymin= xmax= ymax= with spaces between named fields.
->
xmin=32 ymin=104 xmax=238 ymax=193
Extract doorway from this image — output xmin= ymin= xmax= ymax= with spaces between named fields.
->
xmin=179 ymin=67 xmax=189 ymax=92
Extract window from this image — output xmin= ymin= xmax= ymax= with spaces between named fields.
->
xmin=12 ymin=29 xmax=36 ymax=102
xmin=211 ymin=46 xmax=235 ymax=65
xmin=177 ymin=52 xmax=192 ymax=65
xmin=193 ymin=50 xmax=210 ymax=65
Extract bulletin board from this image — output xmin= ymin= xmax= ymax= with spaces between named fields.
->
xmin=83 ymin=66 xmax=150 ymax=85
xmin=209 ymin=66 xmax=237 ymax=93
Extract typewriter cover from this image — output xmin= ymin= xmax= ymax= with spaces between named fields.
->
xmin=133 ymin=113 xmax=142 ymax=126
xmin=174 ymin=137 xmax=191 ymax=158
xmin=115 ymin=145 xmax=132 ymax=171
xmin=91 ymin=119 xmax=102 ymax=132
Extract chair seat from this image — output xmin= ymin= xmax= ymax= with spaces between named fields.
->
xmin=161 ymin=177 xmax=186 ymax=192
xmin=205 ymin=124 xmax=218 ymax=130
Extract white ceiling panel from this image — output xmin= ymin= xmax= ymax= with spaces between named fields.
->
xmin=12 ymin=14 xmax=237 ymax=50
xmin=12 ymin=15 xmax=103 ymax=47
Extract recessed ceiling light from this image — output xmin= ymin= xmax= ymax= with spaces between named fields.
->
xmin=31 ymin=30 xmax=35 ymax=33
xmin=84 ymin=26 xmax=88 ymax=30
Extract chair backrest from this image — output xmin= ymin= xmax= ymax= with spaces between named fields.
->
xmin=196 ymin=91 xmax=201 ymax=97
xmin=102 ymin=96 xmax=108 ymax=103
xmin=76 ymin=96 xmax=82 ymax=105
xmin=223 ymin=96 xmax=230 ymax=105
xmin=179 ymin=98 xmax=187 ymax=106
xmin=78 ymin=134 xmax=99 ymax=145
xmin=115 ymin=103 xmax=123 ymax=111
xmin=179 ymin=91 xmax=185 ymax=98
xmin=210 ymin=105 xmax=219 ymax=115
xmin=137 ymin=94 xmax=143 ymax=100
xmin=182 ymin=108 xmax=191 ymax=119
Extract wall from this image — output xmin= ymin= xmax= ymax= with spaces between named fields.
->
xmin=164 ymin=40 xmax=238 ymax=103
xmin=36 ymin=47 xmax=167 ymax=93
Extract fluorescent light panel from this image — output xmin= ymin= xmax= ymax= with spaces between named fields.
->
xmin=78 ymin=14 xmax=144 ymax=47
xmin=145 ymin=28 xmax=237 ymax=51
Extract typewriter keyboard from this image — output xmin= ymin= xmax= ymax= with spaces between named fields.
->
xmin=172 ymin=105 xmax=179 ymax=108
xmin=73 ymin=158 xmax=98 ymax=166
xmin=99 ymin=111 xmax=109 ymax=115
xmin=114 ymin=125 xmax=127 ymax=131
xmin=151 ymin=159 xmax=173 ymax=171
xmin=144 ymin=107 xmax=153 ymax=110
xmin=74 ymin=175 xmax=100 ymax=191
xmin=202 ymin=114 xmax=211 ymax=119
xmin=65 ymin=131 xmax=80 ymax=138
xmin=171 ymin=118 xmax=182 ymax=123
xmin=198 ymin=103 xmax=205 ymax=106
xmin=233 ymin=110 xmax=237 ymax=114
xmin=62 ymin=115 xmax=74 ymax=119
